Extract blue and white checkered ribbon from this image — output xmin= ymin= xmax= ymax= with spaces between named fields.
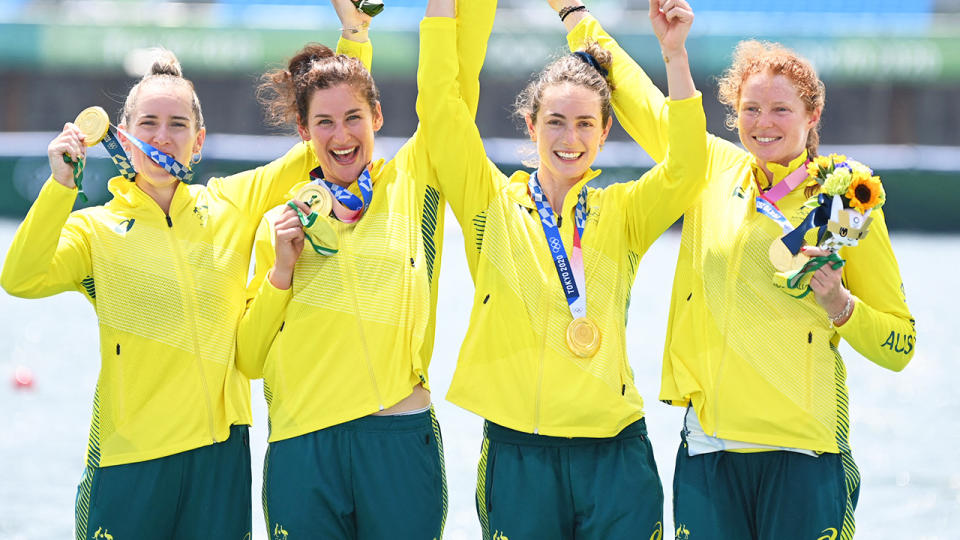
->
xmin=100 ymin=130 xmax=137 ymax=181
xmin=115 ymin=127 xmax=195 ymax=183
xmin=309 ymin=166 xmax=373 ymax=223
xmin=528 ymin=171 xmax=589 ymax=319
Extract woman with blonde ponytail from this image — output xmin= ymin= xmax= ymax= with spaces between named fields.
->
xmin=0 ymin=19 xmax=369 ymax=537
xmin=417 ymin=0 xmax=705 ymax=537
xmin=563 ymin=1 xmax=916 ymax=537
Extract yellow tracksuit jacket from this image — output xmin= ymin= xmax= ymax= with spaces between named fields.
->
xmin=1 ymin=143 xmax=315 ymax=467
xmin=236 ymin=6 xmax=496 ymax=443
xmin=0 ymin=38 xmax=368 ymax=467
xmin=569 ymin=16 xmax=916 ymax=452
xmin=419 ymin=17 xmax=707 ymax=437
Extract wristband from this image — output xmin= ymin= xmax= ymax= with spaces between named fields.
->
xmin=559 ymin=5 xmax=588 ymax=22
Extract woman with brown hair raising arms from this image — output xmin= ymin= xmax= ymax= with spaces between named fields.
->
xmin=419 ymin=0 xmax=704 ymax=536
xmin=235 ymin=0 xmax=495 ymax=537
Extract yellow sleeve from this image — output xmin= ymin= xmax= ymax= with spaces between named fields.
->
xmin=336 ymin=35 xmax=373 ymax=71
xmin=567 ymin=14 xmax=670 ymax=162
xmin=236 ymin=213 xmax=292 ymax=379
xmin=836 ymin=209 xmax=916 ymax=371
xmin=207 ymin=141 xmax=318 ymax=224
xmin=416 ymin=16 xmax=502 ymax=258
xmin=456 ymin=0 xmax=496 ymax=117
xmin=1 ymin=177 xmax=92 ymax=299
xmin=621 ymin=93 xmax=706 ymax=253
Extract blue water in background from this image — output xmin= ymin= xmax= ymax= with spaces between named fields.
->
xmin=1 ymin=212 xmax=957 ymax=539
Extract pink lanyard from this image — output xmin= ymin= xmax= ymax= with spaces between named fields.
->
xmin=759 ymin=161 xmax=809 ymax=207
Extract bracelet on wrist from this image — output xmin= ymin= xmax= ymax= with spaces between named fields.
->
xmin=559 ymin=5 xmax=588 ymax=22
xmin=828 ymin=295 xmax=854 ymax=326
xmin=341 ymin=21 xmax=370 ymax=34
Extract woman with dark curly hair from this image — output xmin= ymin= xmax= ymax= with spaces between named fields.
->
xmin=234 ymin=0 xmax=495 ymax=537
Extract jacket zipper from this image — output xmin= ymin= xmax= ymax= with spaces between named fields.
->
xmin=340 ymin=232 xmax=384 ymax=411
xmin=163 ymin=212 xmax=219 ymax=443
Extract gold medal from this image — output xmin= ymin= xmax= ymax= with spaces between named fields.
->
xmin=296 ymin=184 xmax=333 ymax=218
xmin=768 ymin=238 xmax=808 ymax=273
xmin=566 ymin=317 xmax=600 ymax=358
xmin=294 ymin=184 xmax=338 ymax=254
xmin=74 ymin=106 xmax=110 ymax=146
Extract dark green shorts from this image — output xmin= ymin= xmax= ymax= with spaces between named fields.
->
xmin=672 ymin=432 xmax=860 ymax=540
xmin=75 ymin=424 xmax=252 ymax=540
xmin=262 ymin=408 xmax=447 ymax=540
xmin=476 ymin=418 xmax=664 ymax=540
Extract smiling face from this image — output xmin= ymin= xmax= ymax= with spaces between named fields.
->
xmin=737 ymin=71 xmax=820 ymax=169
xmin=526 ymin=82 xmax=611 ymax=190
xmin=297 ymin=83 xmax=383 ymax=187
xmin=121 ymin=82 xmax=205 ymax=194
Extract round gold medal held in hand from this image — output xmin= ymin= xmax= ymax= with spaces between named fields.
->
xmin=566 ymin=317 xmax=601 ymax=358
xmin=296 ymin=184 xmax=333 ymax=218
xmin=74 ymin=106 xmax=110 ymax=146
xmin=768 ymin=238 xmax=808 ymax=273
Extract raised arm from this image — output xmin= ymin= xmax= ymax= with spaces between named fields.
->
xmin=553 ymin=1 xmax=676 ymax=162
xmin=417 ymin=0 xmax=502 ymax=240
xmin=455 ymin=0 xmax=497 ymax=117
xmin=331 ymin=0 xmax=374 ymax=67
xmin=618 ymin=0 xmax=705 ymax=252
xmin=2 ymin=124 xmax=93 ymax=298
xmin=211 ymin=1 xmax=374 ymax=220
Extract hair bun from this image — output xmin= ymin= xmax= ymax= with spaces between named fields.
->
xmin=582 ymin=42 xmax=612 ymax=73
xmin=148 ymin=48 xmax=183 ymax=78
xmin=288 ymin=43 xmax=336 ymax=77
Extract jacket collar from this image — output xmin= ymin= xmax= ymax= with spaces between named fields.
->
xmin=753 ymin=151 xmax=808 ymax=191
xmin=506 ymin=168 xmax=602 ymax=213
xmin=106 ymin=176 xmax=192 ymax=216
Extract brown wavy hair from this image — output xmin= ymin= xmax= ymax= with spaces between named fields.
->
xmin=514 ymin=41 xmax=615 ymax=130
xmin=257 ymin=42 xmax=379 ymax=130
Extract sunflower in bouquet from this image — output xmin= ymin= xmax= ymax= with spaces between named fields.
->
xmin=805 ymin=154 xmax=886 ymax=249
xmin=773 ymin=154 xmax=887 ymax=297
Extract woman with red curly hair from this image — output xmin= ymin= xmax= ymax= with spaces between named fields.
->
xmin=560 ymin=1 xmax=916 ymax=538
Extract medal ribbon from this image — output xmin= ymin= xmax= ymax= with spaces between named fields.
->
xmin=754 ymin=161 xmax=810 ymax=234
xmin=116 ymin=127 xmax=194 ymax=184
xmin=309 ymin=166 xmax=373 ymax=223
xmin=287 ymin=200 xmax=338 ymax=256
xmin=528 ymin=172 xmax=588 ymax=320
xmin=61 ymin=122 xmax=192 ymax=202
xmin=755 ymin=197 xmax=793 ymax=235
xmin=759 ymin=162 xmax=809 ymax=205
xmin=781 ymin=192 xmax=833 ymax=255
xmin=62 ymin=128 xmax=138 ymax=202
xmin=62 ymin=153 xmax=90 ymax=203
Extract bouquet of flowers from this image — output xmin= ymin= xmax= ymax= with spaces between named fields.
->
xmin=805 ymin=154 xmax=886 ymax=250
xmin=773 ymin=154 xmax=886 ymax=297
